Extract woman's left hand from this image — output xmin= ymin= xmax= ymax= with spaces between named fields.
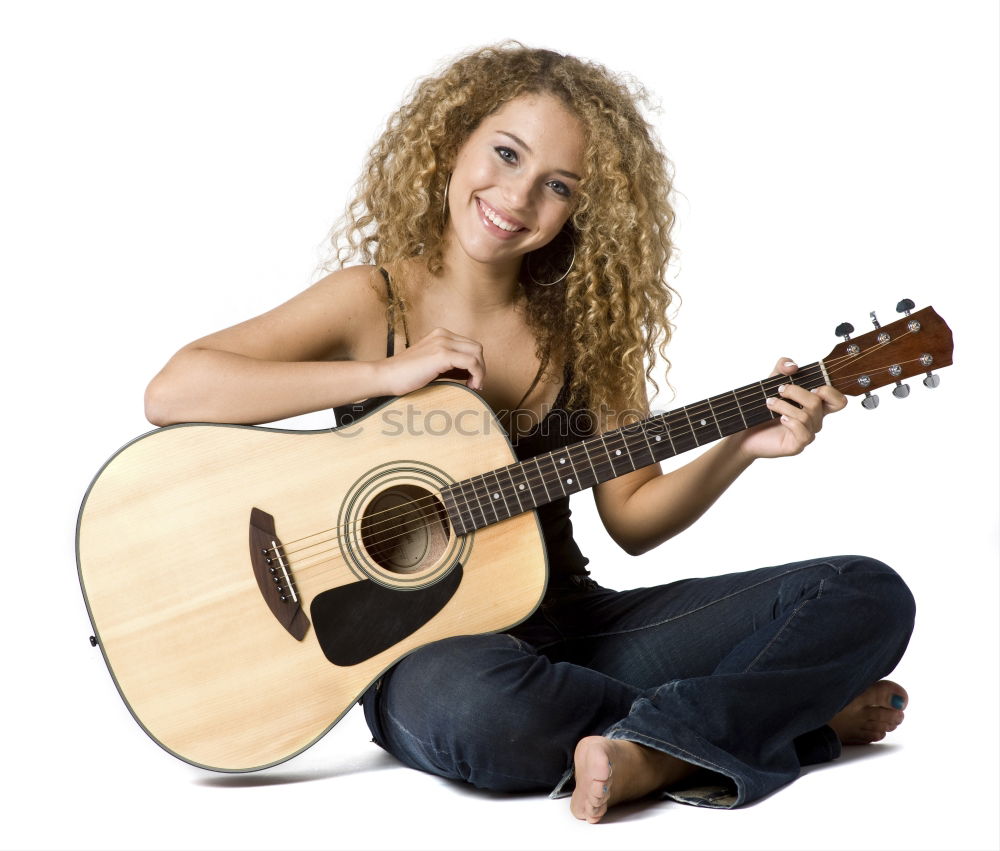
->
xmin=732 ymin=358 xmax=848 ymax=460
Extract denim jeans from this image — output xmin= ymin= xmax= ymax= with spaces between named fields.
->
xmin=361 ymin=555 xmax=915 ymax=808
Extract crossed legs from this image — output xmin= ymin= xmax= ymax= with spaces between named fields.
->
xmin=361 ymin=556 xmax=915 ymax=820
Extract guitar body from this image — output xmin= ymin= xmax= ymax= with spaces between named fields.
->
xmin=77 ymin=382 xmax=547 ymax=772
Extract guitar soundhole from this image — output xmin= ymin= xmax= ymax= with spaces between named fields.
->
xmin=360 ymin=486 xmax=450 ymax=574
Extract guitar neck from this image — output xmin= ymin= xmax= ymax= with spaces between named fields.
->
xmin=442 ymin=361 xmax=828 ymax=534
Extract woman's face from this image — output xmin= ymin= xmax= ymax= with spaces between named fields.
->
xmin=444 ymin=93 xmax=586 ymax=273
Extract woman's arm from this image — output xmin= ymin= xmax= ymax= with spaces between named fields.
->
xmin=144 ymin=266 xmax=385 ymax=425
xmin=593 ymin=359 xmax=847 ymax=556
xmin=144 ymin=266 xmax=487 ymax=426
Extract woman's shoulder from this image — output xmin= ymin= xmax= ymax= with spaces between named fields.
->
xmin=310 ymin=264 xmax=386 ymax=303
xmin=307 ymin=264 xmax=392 ymax=355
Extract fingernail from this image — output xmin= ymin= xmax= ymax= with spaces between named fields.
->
xmin=891 ymin=694 xmax=905 ymax=710
xmin=766 ymin=397 xmax=776 ymax=407
xmin=783 ymin=361 xmax=797 ymax=369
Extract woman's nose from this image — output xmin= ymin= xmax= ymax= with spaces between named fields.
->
xmin=501 ymin=171 xmax=535 ymax=211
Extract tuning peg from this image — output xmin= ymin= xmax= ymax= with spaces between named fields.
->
xmin=896 ymin=298 xmax=916 ymax=315
xmin=923 ymin=373 xmax=941 ymax=389
xmin=834 ymin=322 xmax=854 ymax=341
xmin=870 ymin=311 xmax=881 ymax=329
xmin=893 ymin=382 xmax=911 ymax=398
xmin=861 ymin=391 xmax=880 ymax=409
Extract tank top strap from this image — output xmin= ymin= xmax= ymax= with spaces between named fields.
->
xmin=380 ymin=267 xmax=410 ymax=357
xmin=510 ymin=345 xmax=550 ymax=413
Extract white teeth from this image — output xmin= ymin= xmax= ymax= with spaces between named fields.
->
xmin=480 ymin=201 xmax=521 ymax=232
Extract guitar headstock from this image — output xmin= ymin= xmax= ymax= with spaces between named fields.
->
xmin=822 ymin=303 xmax=953 ymax=407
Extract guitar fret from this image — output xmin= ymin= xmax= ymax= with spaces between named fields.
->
xmin=619 ymin=426 xmax=637 ymax=469
xmin=469 ymin=475 xmax=497 ymax=525
xmin=532 ymin=457 xmax=553 ymax=503
xmin=596 ymin=431 xmax=615 ymax=479
xmin=506 ymin=463 xmax=528 ymax=513
xmin=603 ymin=430 xmax=635 ymax=477
xmin=562 ymin=449 xmax=581 ymax=491
xmin=490 ymin=470 xmax=513 ymax=520
xmin=708 ymin=391 xmax=741 ymax=439
xmin=480 ymin=473 xmax=503 ymax=523
xmin=462 ymin=479 xmax=488 ymax=530
xmin=737 ymin=380 xmax=773 ymax=429
xmin=731 ymin=389 xmax=748 ymax=430
xmin=547 ymin=452 xmax=568 ymax=497
xmin=758 ymin=379 xmax=779 ymax=421
xmin=705 ymin=396 xmax=722 ymax=439
xmin=623 ymin=422 xmax=654 ymax=470
xmin=441 ymin=486 xmax=464 ymax=535
xmin=680 ymin=405 xmax=700 ymax=446
xmin=637 ymin=419 xmax=657 ymax=461
xmin=566 ymin=443 xmax=597 ymax=491
xmin=461 ymin=482 xmax=477 ymax=531
xmin=648 ymin=414 xmax=677 ymax=457
xmin=578 ymin=439 xmax=600 ymax=487
xmin=675 ymin=407 xmax=703 ymax=454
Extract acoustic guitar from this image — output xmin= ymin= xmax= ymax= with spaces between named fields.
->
xmin=76 ymin=303 xmax=952 ymax=772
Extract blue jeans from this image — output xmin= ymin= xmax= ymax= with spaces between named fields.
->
xmin=361 ymin=555 xmax=915 ymax=807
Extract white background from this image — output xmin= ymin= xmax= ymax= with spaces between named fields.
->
xmin=2 ymin=1 xmax=997 ymax=850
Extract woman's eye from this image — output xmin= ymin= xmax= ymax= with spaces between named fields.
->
xmin=548 ymin=180 xmax=571 ymax=198
xmin=495 ymin=146 xmax=517 ymax=163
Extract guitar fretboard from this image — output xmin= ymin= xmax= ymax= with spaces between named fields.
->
xmin=441 ymin=362 xmax=828 ymax=535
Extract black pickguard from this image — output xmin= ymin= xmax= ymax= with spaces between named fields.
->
xmin=310 ymin=565 xmax=463 ymax=666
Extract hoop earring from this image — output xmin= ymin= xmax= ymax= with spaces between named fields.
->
xmin=522 ymin=233 xmax=576 ymax=287
xmin=441 ymin=173 xmax=451 ymax=223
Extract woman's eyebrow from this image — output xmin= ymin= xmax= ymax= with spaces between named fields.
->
xmin=498 ymin=131 xmax=581 ymax=181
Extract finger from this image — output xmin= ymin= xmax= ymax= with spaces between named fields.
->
xmin=811 ymin=385 xmax=848 ymax=413
xmin=779 ymin=383 xmax=826 ymax=428
xmin=772 ymin=384 xmax=818 ymax=421
xmin=766 ymin=394 xmax=807 ymax=422
xmin=419 ymin=328 xmax=486 ymax=389
xmin=441 ymin=351 xmax=486 ymax=390
xmin=770 ymin=358 xmax=799 ymax=378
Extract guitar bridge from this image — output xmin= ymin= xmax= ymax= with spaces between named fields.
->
xmin=249 ymin=508 xmax=310 ymax=640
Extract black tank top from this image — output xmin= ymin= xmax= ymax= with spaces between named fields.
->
xmin=332 ymin=269 xmax=593 ymax=584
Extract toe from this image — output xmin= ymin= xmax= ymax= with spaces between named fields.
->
xmin=868 ymin=680 xmax=908 ymax=710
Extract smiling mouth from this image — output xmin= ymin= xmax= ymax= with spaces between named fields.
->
xmin=476 ymin=198 xmax=526 ymax=234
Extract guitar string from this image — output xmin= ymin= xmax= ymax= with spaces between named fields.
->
xmin=274 ymin=339 xmax=922 ymax=573
xmin=275 ymin=364 xmax=820 ymax=564
xmin=278 ymin=335 xmax=912 ymax=561
xmin=277 ymin=344 xmax=927 ymax=580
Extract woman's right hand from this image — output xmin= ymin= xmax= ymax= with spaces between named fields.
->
xmin=377 ymin=327 xmax=486 ymax=397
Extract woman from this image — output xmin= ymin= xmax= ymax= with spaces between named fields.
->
xmin=145 ymin=44 xmax=914 ymax=822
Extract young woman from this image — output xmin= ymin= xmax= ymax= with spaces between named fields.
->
xmin=145 ymin=44 xmax=914 ymax=823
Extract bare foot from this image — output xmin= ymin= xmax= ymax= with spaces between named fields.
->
xmin=569 ymin=736 xmax=698 ymax=824
xmin=828 ymin=680 xmax=908 ymax=745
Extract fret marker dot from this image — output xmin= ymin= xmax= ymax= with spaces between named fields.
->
xmin=655 ymin=435 xmax=661 ymax=441
xmin=566 ymin=478 xmax=573 ymax=485
xmin=615 ymin=449 xmax=621 ymax=456
xmin=559 ymin=457 xmax=566 ymax=464
xmin=700 ymin=419 xmax=707 ymax=427
xmin=519 ymin=484 xmax=525 ymax=490
xmin=492 ymin=493 xmax=499 ymax=500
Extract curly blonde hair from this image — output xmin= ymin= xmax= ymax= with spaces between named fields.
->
xmin=325 ymin=42 xmax=678 ymax=418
